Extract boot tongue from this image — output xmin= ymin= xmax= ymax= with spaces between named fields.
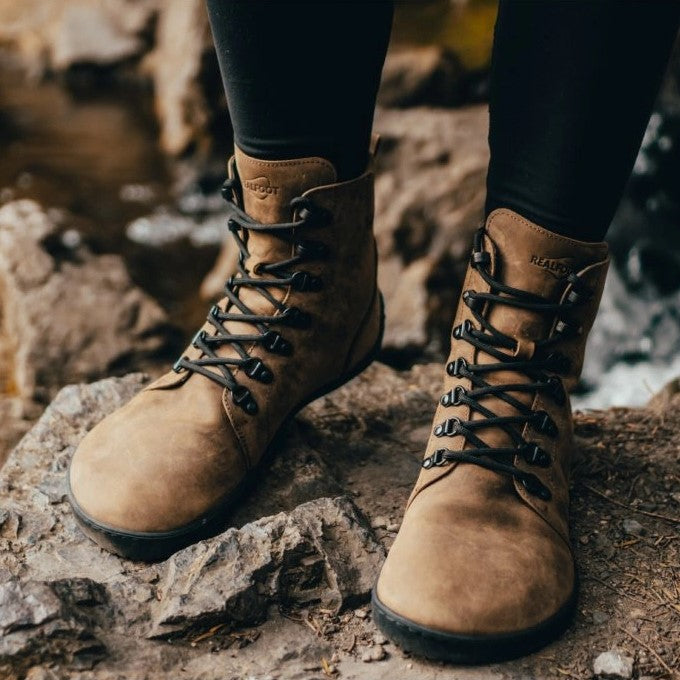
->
xmin=234 ymin=146 xmax=337 ymax=225
xmin=484 ymin=209 xmax=608 ymax=341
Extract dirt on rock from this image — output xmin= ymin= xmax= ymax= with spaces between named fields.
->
xmin=0 ymin=362 xmax=678 ymax=679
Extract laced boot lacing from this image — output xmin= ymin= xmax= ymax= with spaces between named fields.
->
xmin=173 ymin=177 xmax=330 ymax=415
xmin=422 ymin=229 xmax=593 ymax=501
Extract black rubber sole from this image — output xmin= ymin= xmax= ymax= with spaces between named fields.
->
xmin=371 ymin=582 xmax=577 ymax=665
xmin=68 ymin=297 xmax=385 ymax=563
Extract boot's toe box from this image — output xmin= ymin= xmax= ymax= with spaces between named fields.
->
xmin=69 ymin=384 xmax=247 ymax=535
xmin=375 ymin=490 xmax=575 ymax=637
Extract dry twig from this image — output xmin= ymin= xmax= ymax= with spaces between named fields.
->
xmin=581 ymin=484 xmax=680 ymax=525
xmin=620 ymin=627 xmax=679 ymax=679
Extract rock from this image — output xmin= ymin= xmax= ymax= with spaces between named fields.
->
xmin=378 ymin=46 xmax=465 ymax=108
xmin=373 ymin=106 xmax=488 ymax=360
xmin=593 ymin=650 xmax=634 ymax=679
xmin=150 ymin=496 xmax=383 ymax=638
xmin=0 ymin=579 xmax=106 ymax=677
xmin=142 ymin=0 xmax=212 ymax=155
xmin=592 ymin=610 xmax=609 ymax=625
xmin=2 ymin=359 xmax=679 ymax=677
xmin=0 ymin=0 xmax=214 ymax=156
xmin=199 ymin=105 xmax=489 ymax=363
xmin=0 ymin=200 xmax=174 ymax=403
xmin=370 ymin=516 xmax=389 ymax=530
xmin=0 ymin=370 xmax=387 ymax=674
xmin=0 ymin=0 xmax=157 ymax=73
xmin=622 ymin=519 xmax=644 ymax=536
xmin=50 ymin=3 xmax=147 ymax=70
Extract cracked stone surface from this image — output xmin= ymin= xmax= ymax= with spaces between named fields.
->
xmin=1 ymin=362 xmax=679 ymax=679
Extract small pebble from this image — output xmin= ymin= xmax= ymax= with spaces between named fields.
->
xmin=369 ymin=646 xmax=386 ymax=661
xmin=370 ymin=516 xmax=389 ymax=529
xmin=592 ymin=610 xmax=609 ymax=625
xmin=373 ymin=633 xmax=388 ymax=645
xmin=354 ymin=607 xmax=369 ymax=619
xmin=386 ymin=522 xmax=401 ymax=532
xmin=622 ymin=519 xmax=644 ymax=536
xmin=593 ymin=650 xmax=634 ymax=679
xmin=671 ymin=491 xmax=680 ymax=505
xmin=61 ymin=229 xmax=82 ymax=249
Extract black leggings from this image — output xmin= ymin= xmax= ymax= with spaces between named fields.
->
xmin=206 ymin=0 xmax=680 ymax=242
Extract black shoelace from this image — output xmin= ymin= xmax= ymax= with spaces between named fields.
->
xmin=172 ymin=177 xmax=330 ymax=415
xmin=422 ymin=229 xmax=592 ymax=500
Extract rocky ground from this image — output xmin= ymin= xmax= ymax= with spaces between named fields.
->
xmin=1 ymin=363 xmax=679 ymax=680
xmin=0 ymin=2 xmax=679 ymax=678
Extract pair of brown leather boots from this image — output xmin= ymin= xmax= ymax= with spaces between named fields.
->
xmin=68 ymin=147 xmax=609 ymax=663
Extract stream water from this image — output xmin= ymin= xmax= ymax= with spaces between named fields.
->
xmin=2 ymin=46 xmax=680 ymax=410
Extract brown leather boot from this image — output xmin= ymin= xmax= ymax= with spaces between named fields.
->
xmin=68 ymin=146 xmax=383 ymax=561
xmin=373 ymin=209 xmax=609 ymax=663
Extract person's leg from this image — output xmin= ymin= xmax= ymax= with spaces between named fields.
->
xmin=375 ymin=1 xmax=680 ymax=663
xmin=486 ymin=0 xmax=680 ymax=242
xmin=205 ymin=0 xmax=393 ymax=181
xmin=68 ymin=2 xmax=393 ymax=560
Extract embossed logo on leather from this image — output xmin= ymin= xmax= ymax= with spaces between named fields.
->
xmin=243 ymin=176 xmax=280 ymax=199
xmin=529 ymin=255 xmax=575 ymax=279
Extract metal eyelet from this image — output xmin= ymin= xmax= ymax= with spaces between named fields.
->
xmin=521 ymin=474 xmax=552 ymax=500
xmin=172 ymin=356 xmax=187 ymax=373
xmin=295 ymin=239 xmax=328 ymax=259
xmin=471 ymin=250 xmax=490 ymax=267
xmin=422 ymin=449 xmax=447 ymax=469
xmin=453 ymin=319 xmax=472 ymax=340
xmin=232 ymin=385 xmax=258 ymax=415
xmin=191 ymin=330 xmax=206 ymax=348
xmin=520 ymin=443 xmax=551 ymax=468
xmin=262 ymin=331 xmax=292 ymax=356
xmin=546 ymin=376 xmax=566 ymax=405
xmin=462 ymin=290 xmax=482 ymax=312
xmin=434 ymin=417 xmax=460 ymax=437
xmin=243 ymin=357 xmax=273 ymax=384
xmin=447 ymin=357 xmax=468 ymax=377
xmin=441 ymin=385 xmax=466 ymax=407
xmin=532 ymin=411 xmax=558 ymax=437
xmin=279 ymin=307 xmax=311 ymax=328
xmin=291 ymin=271 xmax=323 ymax=292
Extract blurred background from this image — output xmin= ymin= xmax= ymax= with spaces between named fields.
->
xmin=2 ymin=0 xmax=680 ymax=463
